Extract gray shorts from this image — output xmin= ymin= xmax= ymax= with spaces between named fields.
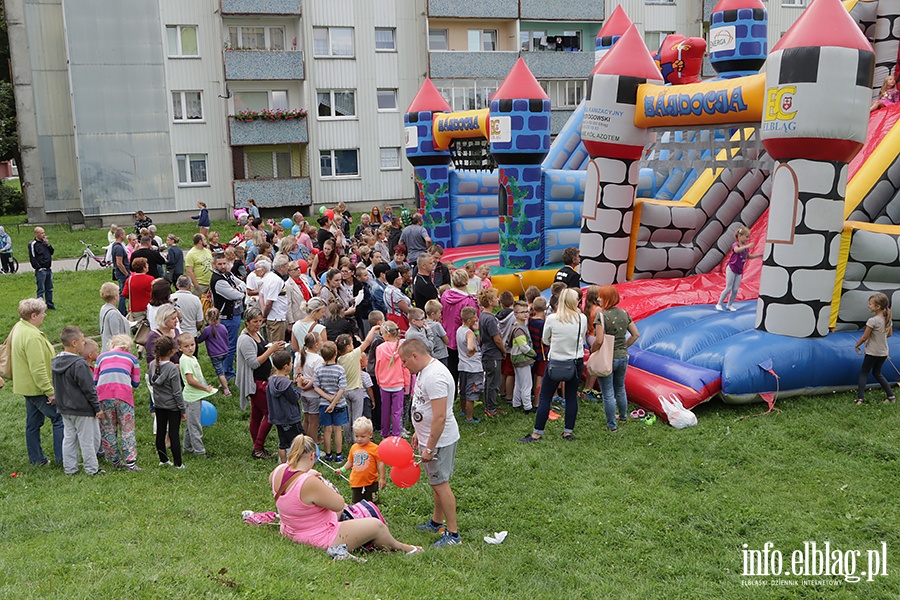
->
xmin=301 ymin=394 xmax=319 ymax=415
xmin=420 ymin=441 xmax=457 ymax=485
xmin=458 ymin=371 xmax=483 ymax=402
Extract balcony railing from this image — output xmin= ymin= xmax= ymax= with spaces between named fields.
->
xmin=520 ymin=0 xmax=603 ymax=20
xmin=229 ymin=116 xmax=308 ymax=146
xmin=234 ymin=177 xmax=312 ymax=207
xmin=428 ymin=0 xmax=518 ymax=18
xmin=429 ymin=50 xmax=595 ymax=80
xmin=220 ymin=0 xmax=301 ymax=15
xmin=224 ymin=50 xmax=304 ymax=80
xmin=222 ymin=0 xmax=300 ymax=16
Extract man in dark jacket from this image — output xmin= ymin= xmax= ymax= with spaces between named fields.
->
xmin=51 ymin=326 xmax=104 ymax=475
xmin=28 ymin=227 xmax=56 ymax=309
xmin=554 ymin=246 xmax=581 ymax=289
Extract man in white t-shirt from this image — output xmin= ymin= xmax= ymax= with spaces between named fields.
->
xmin=260 ymin=254 xmax=289 ymax=343
xmin=399 ymin=338 xmax=461 ymax=548
xmin=171 ymin=276 xmax=204 ymax=336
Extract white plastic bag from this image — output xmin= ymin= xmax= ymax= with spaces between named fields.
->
xmin=659 ymin=394 xmax=698 ymax=429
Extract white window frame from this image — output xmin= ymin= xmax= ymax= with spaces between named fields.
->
xmin=172 ymin=90 xmax=204 ymax=123
xmin=645 ymin=0 xmax=676 ymax=4
xmin=433 ymin=79 xmax=500 ymax=112
xmin=781 ymin=0 xmax=805 ymax=6
xmin=320 ymin=149 xmax=360 ymax=179
xmin=428 ymin=28 xmax=449 ymax=51
xmin=167 ymin=25 xmax=199 ymax=58
xmin=312 ymin=27 xmax=354 ymax=58
xmin=376 ymin=89 xmax=399 ymax=112
xmin=244 ymin=148 xmax=294 ymax=179
xmin=644 ymin=30 xmax=674 ymax=54
xmin=228 ymin=25 xmax=286 ymax=51
xmin=316 ymin=89 xmax=356 ymax=120
xmin=540 ymin=80 xmax=585 ymax=109
xmin=380 ymin=147 xmax=401 ymax=171
xmin=176 ymin=154 xmax=209 ymax=187
xmin=468 ymin=29 xmax=498 ymax=52
xmin=375 ymin=28 xmax=396 ymax=52
xmin=233 ymin=90 xmax=289 ymax=113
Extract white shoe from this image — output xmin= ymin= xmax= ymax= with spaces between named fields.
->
xmin=175 ymin=464 xmax=186 ymax=469
xmin=728 ymin=306 xmax=737 ymax=312
xmin=159 ymin=461 xmax=173 ymax=466
xmin=715 ymin=304 xmax=725 ymax=311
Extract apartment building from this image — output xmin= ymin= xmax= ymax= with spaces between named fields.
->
xmin=6 ymin=0 xmax=424 ymax=225
xmin=5 ymin=1 xmax=805 ymax=225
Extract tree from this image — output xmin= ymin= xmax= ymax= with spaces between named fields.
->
xmin=0 ymin=7 xmax=21 ymax=168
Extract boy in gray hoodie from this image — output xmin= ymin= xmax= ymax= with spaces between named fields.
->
xmin=51 ymin=326 xmax=105 ymax=475
xmin=266 ymin=350 xmax=304 ymax=464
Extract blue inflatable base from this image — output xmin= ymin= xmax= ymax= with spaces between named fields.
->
xmin=635 ymin=301 xmax=900 ymax=404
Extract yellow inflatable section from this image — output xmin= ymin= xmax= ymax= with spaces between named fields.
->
xmin=489 ymin=269 xmax=559 ymax=296
xmin=432 ymin=109 xmax=490 ymax=152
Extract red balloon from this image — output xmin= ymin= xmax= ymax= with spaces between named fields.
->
xmin=390 ymin=461 xmax=421 ymax=488
xmin=324 ymin=209 xmax=335 ymax=220
xmin=378 ymin=436 xmax=413 ymax=467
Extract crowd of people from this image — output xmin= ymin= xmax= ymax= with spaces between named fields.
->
xmin=4 ymin=203 xmax=646 ymax=560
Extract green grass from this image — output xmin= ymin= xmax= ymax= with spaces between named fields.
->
xmin=1 ymin=264 xmax=899 ymax=598
xmin=2 ymin=177 xmax=21 ymax=192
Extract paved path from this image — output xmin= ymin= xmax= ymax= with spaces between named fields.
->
xmin=13 ymin=257 xmax=83 ymax=274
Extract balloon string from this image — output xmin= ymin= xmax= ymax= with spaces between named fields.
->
xmin=317 ymin=456 xmax=352 ymax=483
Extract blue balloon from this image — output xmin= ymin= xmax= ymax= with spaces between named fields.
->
xmin=281 ymin=218 xmax=293 ymax=229
xmin=200 ymin=400 xmax=218 ymax=427
xmin=315 ymin=444 xmax=321 ymax=461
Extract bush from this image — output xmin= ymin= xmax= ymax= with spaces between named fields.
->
xmin=0 ymin=183 xmax=24 ymax=215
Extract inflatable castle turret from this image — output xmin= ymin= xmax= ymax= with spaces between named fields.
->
xmin=594 ymin=5 xmax=633 ymax=64
xmin=709 ymin=0 xmax=768 ymax=79
xmin=756 ymin=0 xmax=875 ymax=338
xmin=579 ymin=25 xmax=664 ymax=285
xmin=404 ymin=79 xmax=453 ymax=247
xmin=489 ymin=58 xmax=551 ymax=270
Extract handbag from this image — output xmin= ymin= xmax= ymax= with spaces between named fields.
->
xmin=586 ymin=312 xmax=615 ymax=378
xmin=386 ymin=291 xmax=409 ymax=332
xmin=547 ymin=315 xmax=582 ymax=382
xmin=0 ymin=324 xmax=15 ymax=380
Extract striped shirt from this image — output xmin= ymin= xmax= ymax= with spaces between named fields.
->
xmin=313 ymin=363 xmax=347 ymax=408
xmin=94 ymin=350 xmax=141 ymax=406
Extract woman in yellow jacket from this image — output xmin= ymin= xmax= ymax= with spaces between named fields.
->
xmin=10 ymin=297 xmax=61 ymax=465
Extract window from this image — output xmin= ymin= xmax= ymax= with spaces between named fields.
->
xmin=167 ymin=25 xmax=199 ymax=57
xmin=781 ymin=0 xmax=805 ymax=5
xmin=433 ymin=79 xmax=500 ymax=111
xmin=172 ymin=91 xmax=203 ymax=121
xmin=540 ymin=80 xmax=585 ymax=109
xmin=320 ymin=149 xmax=359 ymax=178
xmin=377 ymin=89 xmax=398 ymax=111
xmin=428 ymin=28 xmax=448 ymax=51
xmin=317 ymin=90 xmax=356 ymax=119
xmin=645 ymin=0 xmax=675 ymax=4
xmin=468 ymin=29 xmax=497 ymax=51
xmin=313 ymin=27 xmax=354 ymax=57
xmin=246 ymin=149 xmax=293 ymax=179
xmin=233 ymin=90 xmax=289 ymax=113
xmin=228 ymin=26 xmax=285 ymax=51
xmin=380 ymin=147 xmax=401 ymax=170
xmin=176 ymin=154 xmax=208 ymax=186
xmin=375 ymin=28 xmax=396 ymax=51
xmin=644 ymin=31 xmax=674 ymax=53
xmin=522 ymin=30 xmax=582 ymax=52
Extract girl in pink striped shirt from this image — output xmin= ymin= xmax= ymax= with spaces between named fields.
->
xmin=94 ymin=334 xmax=142 ymax=470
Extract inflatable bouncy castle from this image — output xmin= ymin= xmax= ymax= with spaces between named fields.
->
xmin=406 ymin=0 xmax=900 ymax=421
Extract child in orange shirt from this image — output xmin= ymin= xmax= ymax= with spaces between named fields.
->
xmin=335 ymin=417 xmax=385 ymax=503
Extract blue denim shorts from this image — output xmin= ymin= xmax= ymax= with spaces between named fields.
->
xmin=319 ymin=405 xmax=349 ymax=427
xmin=210 ymin=355 xmax=226 ymax=376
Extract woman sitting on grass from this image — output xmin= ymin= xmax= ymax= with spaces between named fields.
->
xmin=270 ymin=434 xmax=421 ymax=560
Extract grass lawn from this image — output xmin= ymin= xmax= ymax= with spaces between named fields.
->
xmin=1 ymin=271 xmax=899 ymax=598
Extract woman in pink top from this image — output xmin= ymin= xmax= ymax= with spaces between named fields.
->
xmin=270 ymin=435 xmax=421 ymax=558
xmin=440 ymin=268 xmax=479 ymax=385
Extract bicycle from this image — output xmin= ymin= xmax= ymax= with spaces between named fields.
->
xmin=0 ymin=254 xmax=17 ymax=274
xmin=75 ymin=240 xmax=113 ymax=271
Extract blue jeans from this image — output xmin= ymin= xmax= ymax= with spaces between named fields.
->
xmin=25 ymin=395 xmax=64 ymax=464
xmin=115 ymin=274 xmax=128 ymax=315
xmin=600 ymin=357 xmax=629 ymax=430
xmin=222 ymin=314 xmax=242 ymax=379
xmin=534 ymin=359 xmax=583 ymax=436
xmin=35 ymin=269 xmax=54 ymax=308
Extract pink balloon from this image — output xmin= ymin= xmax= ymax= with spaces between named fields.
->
xmin=390 ymin=461 xmax=421 ymax=488
xmin=378 ymin=436 xmax=413 ymax=467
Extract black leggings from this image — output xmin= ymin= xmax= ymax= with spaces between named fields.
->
xmin=857 ymin=355 xmax=894 ymax=400
xmin=156 ymin=408 xmax=183 ymax=467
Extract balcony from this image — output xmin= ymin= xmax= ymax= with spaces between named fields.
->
xmin=429 ymin=50 xmax=594 ymax=80
xmin=220 ymin=0 xmax=301 ymax=15
xmin=229 ymin=116 xmax=308 ymax=146
xmin=224 ymin=50 xmax=304 ymax=80
xmin=520 ymin=0 xmax=603 ymax=20
xmin=234 ymin=177 xmax=311 ymax=207
xmin=428 ymin=0 xmax=518 ymax=18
